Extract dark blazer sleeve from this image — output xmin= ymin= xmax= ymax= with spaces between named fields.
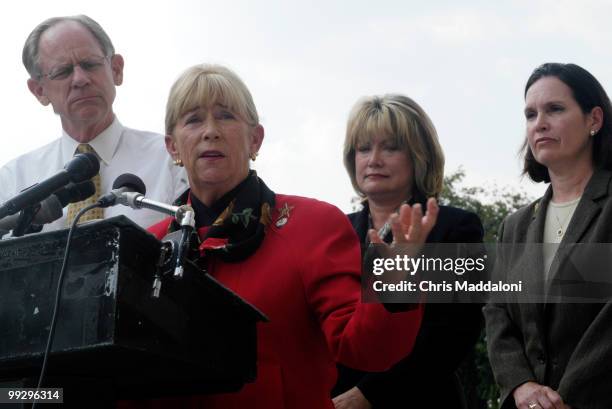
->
xmin=483 ymin=219 xmax=537 ymax=409
xmin=356 ymin=208 xmax=485 ymax=407
xmin=557 ymin=302 xmax=612 ymax=409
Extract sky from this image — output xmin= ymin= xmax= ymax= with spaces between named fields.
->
xmin=1 ymin=0 xmax=610 ymax=212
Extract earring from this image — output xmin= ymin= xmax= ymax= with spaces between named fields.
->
xmin=173 ymin=157 xmax=183 ymax=167
xmin=250 ymin=152 xmax=258 ymax=161
xmin=590 ymin=129 xmax=597 ymax=136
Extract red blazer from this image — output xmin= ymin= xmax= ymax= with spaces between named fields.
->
xmin=131 ymin=194 xmax=422 ymax=409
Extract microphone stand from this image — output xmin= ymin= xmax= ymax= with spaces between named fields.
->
xmin=120 ymin=192 xmax=196 ymax=292
xmin=11 ymin=204 xmax=41 ymax=237
xmin=173 ymin=205 xmax=196 ymax=279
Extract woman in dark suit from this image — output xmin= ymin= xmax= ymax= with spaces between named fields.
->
xmin=332 ymin=94 xmax=484 ymax=409
xmin=484 ymin=63 xmax=612 ymax=409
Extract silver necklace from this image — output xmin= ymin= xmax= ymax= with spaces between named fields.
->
xmin=553 ymin=210 xmax=572 ymax=238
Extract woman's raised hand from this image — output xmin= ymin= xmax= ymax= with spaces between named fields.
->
xmin=368 ymin=198 xmax=439 ymax=247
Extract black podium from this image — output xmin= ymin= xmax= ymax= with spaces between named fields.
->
xmin=0 ymin=216 xmax=266 ymax=404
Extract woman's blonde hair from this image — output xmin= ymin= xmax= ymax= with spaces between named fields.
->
xmin=343 ymin=94 xmax=445 ymax=199
xmin=165 ymin=64 xmax=259 ymax=135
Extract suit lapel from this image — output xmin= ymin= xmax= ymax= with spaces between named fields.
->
xmin=544 ymin=170 xmax=611 ymax=316
xmin=525 ymin=188 xmax=550 ymax=333
xmin=562 ymin=170 xmax=609 ymax=244
xmin=520 ymin=187 xmax=549 ymax=297
xmin=547 ymin=170 xmax=610 ymax=286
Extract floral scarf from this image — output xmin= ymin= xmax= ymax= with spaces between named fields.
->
xmin=167 ymin=171 xmax=275 ymax=262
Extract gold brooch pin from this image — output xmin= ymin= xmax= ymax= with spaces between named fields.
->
xmin=276 ymin=203 xmax=294 ymax=228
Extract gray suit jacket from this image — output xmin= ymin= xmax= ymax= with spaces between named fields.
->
xmin=484 ymin=169 xmax=612 ymax=409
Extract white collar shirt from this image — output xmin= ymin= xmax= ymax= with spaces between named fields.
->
xmin=0 ymin=117 xmax=188 ymax=233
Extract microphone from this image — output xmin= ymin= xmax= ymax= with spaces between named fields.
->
xmin=121 ymin=192 xmax=182 ymax=216
xmin=0 ymin=153 xmax=100 ymax=219
xmin=104 ymin=174 xmax=186 ymax=217
xmin=0 ymin=195 xmax=62 ymax=233
xmin=101 ymin=174 xmax=195 ymax=282
xmin=97 ymin=173 xmax=146 ymax=208
xmin=0 ymin=181 xmax=96 ymax=233
xmin=102 ymin=173 xmax=189 ymax=219
xmin=56 ymin=180 xmax=97 ymax=206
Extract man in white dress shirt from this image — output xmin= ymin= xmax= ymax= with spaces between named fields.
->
xmin=0 ymin=15 xmax=188 ymax=231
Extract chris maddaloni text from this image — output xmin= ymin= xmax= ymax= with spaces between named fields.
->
xmin=372 ymin=280 xmax=523 ymax=292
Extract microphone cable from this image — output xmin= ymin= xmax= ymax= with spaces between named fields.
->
xmin=32 ymin=203 xmax=101 ymax=409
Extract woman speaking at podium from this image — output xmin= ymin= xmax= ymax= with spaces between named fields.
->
xmin=128 ymin=64 xmax=430 ymax=409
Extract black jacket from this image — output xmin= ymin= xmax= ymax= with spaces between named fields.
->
xmin=333 ymin=203 xmax=485 ymax=408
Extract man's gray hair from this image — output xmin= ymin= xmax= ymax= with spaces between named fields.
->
xmin=23 ymin=14 xmax=115 ymax=79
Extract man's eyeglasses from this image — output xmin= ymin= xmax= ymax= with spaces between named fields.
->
xmin=40 ymin=55 xmax=110 ymax=81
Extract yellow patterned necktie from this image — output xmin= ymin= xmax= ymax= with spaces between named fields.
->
xmin=65 ymin=144 xmax=104 ymax=225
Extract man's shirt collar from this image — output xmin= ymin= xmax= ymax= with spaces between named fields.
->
xmin=61 ymin=117 xmax=123 ymax=165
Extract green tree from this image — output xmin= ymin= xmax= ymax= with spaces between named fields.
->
xmin=439 ymin=168 xmax=533 ymax=409
xmin=440 ymin=168 xmax=532 ymax=243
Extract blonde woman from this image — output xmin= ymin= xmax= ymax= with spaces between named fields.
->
xmin=334 ymin=94 xmax=484 ymax=409
xmin=121 ymin=66 xmax=430 ymax=409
